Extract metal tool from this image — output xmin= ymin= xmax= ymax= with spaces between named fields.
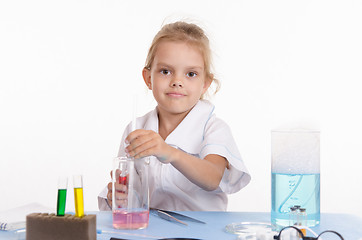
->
xmin=110 ymin=238 xmax=201 ymax=240
xmin=150 ymin=208 xmax=206 ymax=225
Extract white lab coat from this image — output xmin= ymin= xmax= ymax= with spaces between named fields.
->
xmin=98 ymin=100 xmax=251 ymax=211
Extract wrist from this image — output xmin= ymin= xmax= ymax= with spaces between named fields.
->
xmin=168 ymin=146 xmax=185 ymax=165
xmin=163 ymin=145 xmax=178 ymax=164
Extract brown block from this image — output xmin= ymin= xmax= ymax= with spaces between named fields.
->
xmin=26 ymin=213 xmax=96 ymax=240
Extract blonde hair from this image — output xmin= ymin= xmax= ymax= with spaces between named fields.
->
xmin=144 ymin=21 xmax=220 ymax=99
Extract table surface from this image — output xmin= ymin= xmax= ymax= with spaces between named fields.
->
xmin=1 ymin=211 xmax=362 ymax=240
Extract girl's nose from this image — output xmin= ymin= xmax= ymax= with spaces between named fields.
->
xmin=170 ymin=77 xmax=183 ymax=88
xmin=171 ymin=82 xmax=183 ymax=87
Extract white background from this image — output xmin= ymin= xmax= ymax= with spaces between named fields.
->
xmin=1 ymin=0 xmax=361 ymax=218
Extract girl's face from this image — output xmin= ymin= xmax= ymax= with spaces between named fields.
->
xmin=143 ymin=41 xmax=211 ymax=117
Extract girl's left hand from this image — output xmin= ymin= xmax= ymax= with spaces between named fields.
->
xmin=125 ymin=129 xmax=175 ymax=163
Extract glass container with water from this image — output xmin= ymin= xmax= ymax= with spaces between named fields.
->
xmin=112 ymin=157 xmax=150 ymax=229
xmin=271 ymin=130 xmax=320 ymax=230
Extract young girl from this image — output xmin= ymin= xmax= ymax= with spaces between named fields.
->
xmin=98 ymin=21 xmax=250 ymax=211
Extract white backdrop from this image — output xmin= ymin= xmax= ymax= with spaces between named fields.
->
xmin=1 ymin=0 xmax=362 ymax=218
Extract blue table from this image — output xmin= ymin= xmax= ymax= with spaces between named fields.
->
xmin=1 ymin=212 xmax=362 ymax=239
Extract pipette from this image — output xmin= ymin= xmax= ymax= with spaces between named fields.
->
xmin=132 ymin=93 xmax=137 ymax=132
xmin=126 ymin=94 xmax=137 ymax=210
xmin=131 ymin=94 xmax=150 ymax=165
xmin=97 ymin=229 xmax=164 ymax=239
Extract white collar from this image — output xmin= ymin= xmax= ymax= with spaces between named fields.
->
xmin=143 ymin=100 xmax=215 ymax=155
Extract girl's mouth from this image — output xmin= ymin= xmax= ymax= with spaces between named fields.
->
xmin=167 ymin=92 xmax=185 ymax=97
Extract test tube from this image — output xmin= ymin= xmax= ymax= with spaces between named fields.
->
xmin=73 ymin=175 xmax=84 ymax=217
xmin=289 ymin=206 xmax=297 ymax=226
xmin=294 ymin=205 xmax=301 ymax=226
xmin=56 ymin=177 xmax=68 ymax=216
xmin=299 ymin=208 xmax=307 ymax=235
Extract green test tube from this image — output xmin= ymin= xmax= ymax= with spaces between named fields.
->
xmin=57 ymin=177 xmax=68 ymax=216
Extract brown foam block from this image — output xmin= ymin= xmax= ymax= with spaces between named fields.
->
xmin=26 ymin=213 xmax=96 ymax=240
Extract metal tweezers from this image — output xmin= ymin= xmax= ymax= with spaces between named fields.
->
xmin=150 ymin=208 xmax=206 ymax=226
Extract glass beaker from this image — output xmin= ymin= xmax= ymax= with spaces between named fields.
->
xmin=112 ymin=156 xmax=149 ymax=229
xmin=271 ymin=130 xmax=320 ymax=229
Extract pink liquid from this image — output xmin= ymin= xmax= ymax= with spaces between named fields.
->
xmin=112 ymin=209 xmax=149 ymax=229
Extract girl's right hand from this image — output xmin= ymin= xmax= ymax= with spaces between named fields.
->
xmin=125 ymin=129 xmax=175 ymax=163
xmin=107 ymin=170 xmax=128 ymax=208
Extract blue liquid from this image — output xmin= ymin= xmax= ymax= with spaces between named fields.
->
xmin=271 ymin=173 xmax=320 ymax=229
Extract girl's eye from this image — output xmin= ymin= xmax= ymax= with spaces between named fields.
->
xmin=160 ymin=69 xmax=171 ymax=75
xmin=187 ymin=72 xmax=197 ymax=77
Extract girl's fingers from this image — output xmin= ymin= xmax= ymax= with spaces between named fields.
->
xmin=128 ymin=138 xmax=156 ymax=158
xmin=107 ymin=183 xmax=128 ymax=207
xmin=114 ymin=191 xmax=128 ymax=200
xmin=107 ymin=191 xmax=128 ymax=208
xmin=125 ymin=129 xmax=144 ymax=144
xmin=107 ymin=181 xmax=127 ymax=194
xmin=108 ymin=161 xmax=130 ymax=208
xmin=126 ymin=130 xmax=155 ymax=148
xmin=127 ymin=133 xmax=148 ymax=150
xmin=116 ymin=182 xmax=128 ymax=193
xmin=115 ymin=198 xmax=128 ymax=208
xmin=113 ymin=189 xmax=128 ymax=208
xmin=107 ymin=190 xmax=112 ymax=201
xmin=110 ymin=181 xmax=127 ymax=192
xmin=126 ymin=131 xmax=162 ymax=157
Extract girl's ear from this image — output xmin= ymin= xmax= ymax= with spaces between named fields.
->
xmin=142 ymin=68 xmax=152 ymax=90
xmin=202 ymin=73 xmax=213 ymax=93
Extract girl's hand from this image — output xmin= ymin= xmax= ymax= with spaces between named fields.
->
xmin=125 ymin=130 xmax=227 ymax=191
xmin=125 ymin=129 xmax=175 ymax=163
xmin=107 ymin=170 xmax=128 ymax=208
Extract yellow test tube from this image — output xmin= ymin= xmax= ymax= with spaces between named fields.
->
xmin=73 ymin=175 xmax=84 ymax=217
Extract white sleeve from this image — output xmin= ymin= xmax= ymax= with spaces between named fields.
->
xmin=98 ymin=187 xmax=111 ymax=211
xmin=199 ymin=117 xmax=251 ymax=194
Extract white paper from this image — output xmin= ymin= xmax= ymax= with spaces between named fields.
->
xmin=0 ymin=203 xmax=52 ymax=231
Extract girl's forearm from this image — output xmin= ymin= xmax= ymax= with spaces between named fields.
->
xmin=169 ymin=148 xmax=227 ymax=191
